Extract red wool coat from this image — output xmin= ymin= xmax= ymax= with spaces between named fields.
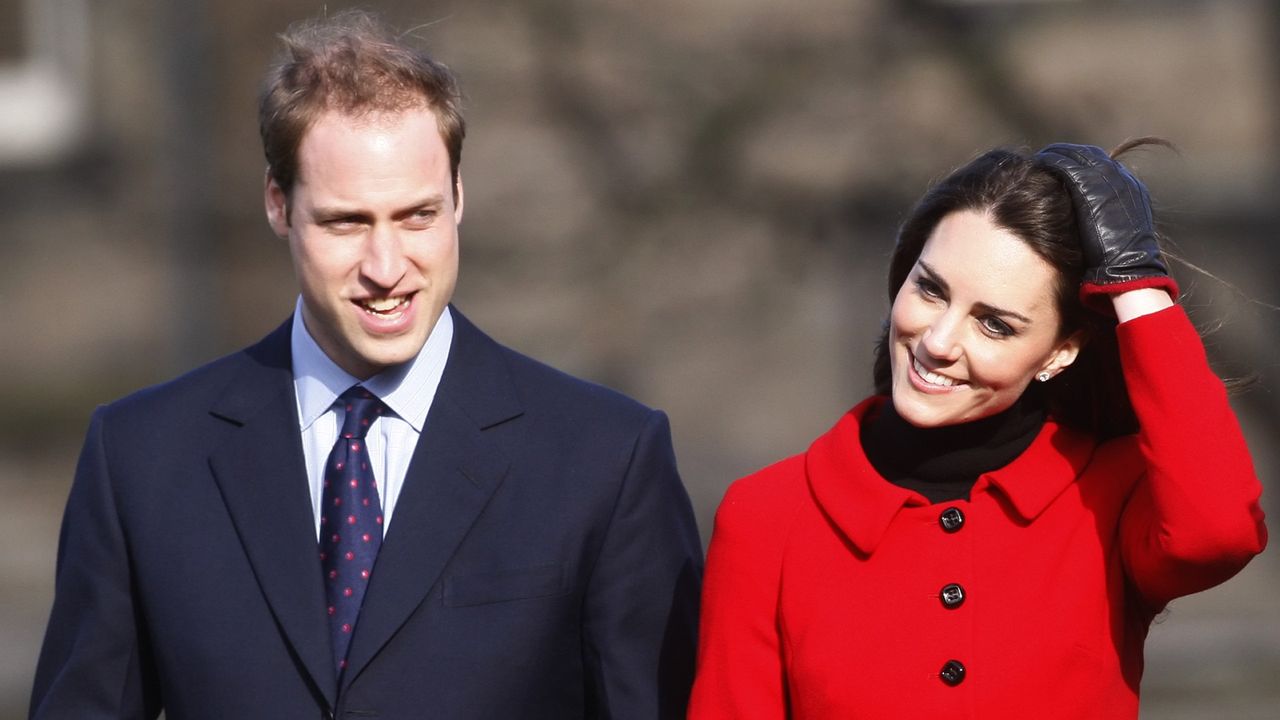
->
xmin=689 ymin=306 xmax=1267 ymax=719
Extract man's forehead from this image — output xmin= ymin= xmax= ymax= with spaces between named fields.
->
xmin=297 ymin=105 xmax=446 ymax=162
xmin=287 ymin=105 xmax=453 ymax=207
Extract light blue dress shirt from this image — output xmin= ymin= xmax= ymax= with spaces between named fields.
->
xmin=290 ymin=299 xmax=453 ymax=539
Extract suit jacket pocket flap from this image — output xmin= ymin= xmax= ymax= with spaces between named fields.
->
xmin=444 ymin=563 xmax=568 ymax=607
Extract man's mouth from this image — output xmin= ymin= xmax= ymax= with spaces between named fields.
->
xmin=357 ymin=294 xmax=411 ymax=316
xmin=913 ymin=356 xmax=962 ymax=388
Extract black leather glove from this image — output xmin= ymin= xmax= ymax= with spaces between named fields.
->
xmin=1034 ymin=142 xmax=1178 ymax=310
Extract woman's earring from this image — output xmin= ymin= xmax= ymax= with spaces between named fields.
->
xmin=1037 ymin=371 xmax=1051 ymax=382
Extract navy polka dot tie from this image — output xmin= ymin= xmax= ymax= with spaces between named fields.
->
xmin=319 ymin=386 xmax=385 ymax=675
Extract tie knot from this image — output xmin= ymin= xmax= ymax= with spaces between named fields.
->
xmin=337 ymin=387 xmax=385 ymax=440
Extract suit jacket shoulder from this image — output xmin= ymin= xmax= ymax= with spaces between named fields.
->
xmin=445 ymin=309 xmax=663 ymax=464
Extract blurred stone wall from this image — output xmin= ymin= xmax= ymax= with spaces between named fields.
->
xmin=3 ymin=0 xmax=1277 ymax=717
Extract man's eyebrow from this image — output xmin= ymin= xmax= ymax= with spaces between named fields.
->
xmin=310 ymin=206 xmax=369 ymax=221
xmin=403 ymin=194 xmax=445 ymax=210
xmin=311 ymin=195 xmax=446 ymax=220
xmin=918 ymin=260 xmax=1032 ymax=324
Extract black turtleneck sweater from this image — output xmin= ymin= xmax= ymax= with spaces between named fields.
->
xmin=860 ymin=393 xmax=1047 ymax=504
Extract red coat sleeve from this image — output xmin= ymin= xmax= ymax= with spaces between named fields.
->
xmin=688 ymin=460 xmax=805 ymax=719
xmin=1115 ymin=305 xmax=1268 ymax=607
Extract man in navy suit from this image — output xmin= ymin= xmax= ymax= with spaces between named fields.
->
xmin=31 ymin=10 xmax=701 ymax=719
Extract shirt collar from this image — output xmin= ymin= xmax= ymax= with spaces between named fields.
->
xmin=290 ymin=298 xmax=454 ymax=432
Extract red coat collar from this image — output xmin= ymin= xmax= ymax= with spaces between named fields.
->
xmin=806 ymin=397 xmax=1099 ymax=556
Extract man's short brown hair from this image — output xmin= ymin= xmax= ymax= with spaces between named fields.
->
xmin=258 ymin=9 xmax=465 ymax=200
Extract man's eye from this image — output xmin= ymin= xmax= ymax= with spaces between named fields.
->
xmin=402 ymin=209 xmax=438 ymax=228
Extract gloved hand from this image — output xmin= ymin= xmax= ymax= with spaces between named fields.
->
xmin=1033 ymin=142 xmax=1178 ymax=311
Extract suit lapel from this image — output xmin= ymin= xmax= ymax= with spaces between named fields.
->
xmin=342 ymin=308 xmax=522 ymax=689
xmin=206 ymin=321 xmax=339 ymax=704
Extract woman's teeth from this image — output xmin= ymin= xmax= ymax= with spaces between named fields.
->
xmin=913 ymin=357 xmax=959 ymax=387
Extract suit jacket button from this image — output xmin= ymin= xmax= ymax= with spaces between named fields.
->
xmin=939 ymin=507 xmax=965 ymax=533
xmin=939 ymin=583 xmax=965 ymax=609
xmin=939 ymin=659 xmax=966 ymax=686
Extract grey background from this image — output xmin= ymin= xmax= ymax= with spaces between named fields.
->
xmin=3 ymin=0 xmax=1277 ymax=717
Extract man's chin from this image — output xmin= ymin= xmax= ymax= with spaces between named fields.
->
xmin=351 ymin=338 xmax=427 ymax=375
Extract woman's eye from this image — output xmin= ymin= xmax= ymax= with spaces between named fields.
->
xmin=915 ymin=278 xmax=943 ymax=299
xmin=980 ymin=316 xmax=1015 ymax=337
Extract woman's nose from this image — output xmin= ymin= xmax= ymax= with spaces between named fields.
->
xmin=921 ymin=314 xmax=963 ymax=362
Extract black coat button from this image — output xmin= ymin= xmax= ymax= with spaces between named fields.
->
xmin=939 ymin=507 xmax=965 ymax=533
xmin=939 ymin=659 xmax=966 ymax=686
xmin=940 ymin=583 xmax=965 ymax=609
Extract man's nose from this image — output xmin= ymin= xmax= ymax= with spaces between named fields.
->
xmin=360 ymin=225 xmax=408 ymax=289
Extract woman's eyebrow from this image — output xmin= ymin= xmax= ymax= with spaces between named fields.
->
xmin=974 ymin=301 xmax=1032 ymax=325
xmin=918 ymin=260 xmax=1032 ymax=324
xmin=917 ymin=261 xmax=950 ymax=293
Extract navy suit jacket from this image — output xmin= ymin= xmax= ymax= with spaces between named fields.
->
xmin=31 ymin=308 xmax=702 ymax=719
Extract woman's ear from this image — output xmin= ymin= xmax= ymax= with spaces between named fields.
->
xmin=1040 ymin=328 xmax=1087 ymax=379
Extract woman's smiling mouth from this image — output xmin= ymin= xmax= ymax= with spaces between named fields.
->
xmin=911 ymin=355 xmax=967 ymax=390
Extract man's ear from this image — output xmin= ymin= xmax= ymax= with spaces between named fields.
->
xmin=453 ymin=172 xmax=464 ymax=225
xmin=264 ymin=169 xmax=290 ymax=238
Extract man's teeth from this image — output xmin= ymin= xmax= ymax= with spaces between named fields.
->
xmin=913 ymin=357 xmax=959 ymax=387
xmin=361 ymin=297 xmax=407 ymax=313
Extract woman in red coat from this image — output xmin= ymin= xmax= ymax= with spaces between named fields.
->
xmin=688 ymin=142 xmax=1267 ymax=719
